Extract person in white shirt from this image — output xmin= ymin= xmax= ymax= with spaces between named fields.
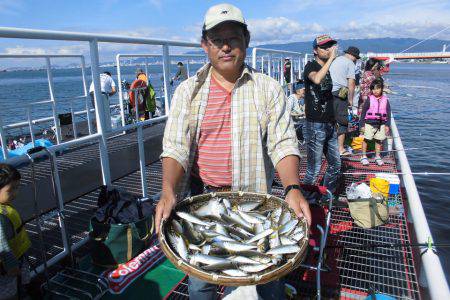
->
xmin=287 ymin=82 xmax=306 ymax=143
xmin=89 ymin=71 xmax=116 ymax=131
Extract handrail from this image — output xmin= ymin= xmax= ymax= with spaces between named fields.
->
xmin=391 ymin=116 xmax=450 ymax=299
xmin=0 ymin=27 xmax=198 ymax=47
xmin=252 ymin=47 xmax=303 ymax=93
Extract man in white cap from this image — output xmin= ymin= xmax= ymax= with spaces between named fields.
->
xmin=155 ymin=3 xmax=311 ymax=299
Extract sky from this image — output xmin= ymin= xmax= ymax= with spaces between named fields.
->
xmin=0 ymin=0 xmax=449 ymax=67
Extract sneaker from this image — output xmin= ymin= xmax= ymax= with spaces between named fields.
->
xmin=375 ymin=157 xmax=384 ymax=166
xmin=361 ymin=157 xmax=369 ymax=165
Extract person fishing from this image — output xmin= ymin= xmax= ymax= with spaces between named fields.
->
xmin=129 ymin=69 xmax=156 ymax=120
xmin=155 ymin=3 xmax=311 ymax=299
xmin=89 ymin=71 xmax=116 ymax=131
xmin=170 ymin=62 xmax=188 ymax=86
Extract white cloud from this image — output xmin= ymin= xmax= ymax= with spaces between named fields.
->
xmin=5 ymin=46 xmax=46 ymax=55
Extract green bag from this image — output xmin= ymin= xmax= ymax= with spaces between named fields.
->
xmin=348 ymin=197 xmax=388 ymax=228
xmin=89 ymin=215 xmax=154 ymax=267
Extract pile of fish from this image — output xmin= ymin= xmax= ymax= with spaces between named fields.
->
xmin=164 ymin=196 xmax=306 ymax=278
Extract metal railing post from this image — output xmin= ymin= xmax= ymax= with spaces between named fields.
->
xmin=27 ymin=106 xmax=35 ymax=145
xmin=298 ymin=57 xmax=302 ymax=79
xmin=251 ymin=48 xmax=257 ymax=69
xmin=290 ymin=57 xmax=294 ymax=94
xmin=268 ymin=54 xmax=272 ymax=77
xmin=137 ymin=125 xmax=148 ymax=198
xmin=186 ymin=59 xmax=190 ymax=78
xmin=48 ymin=150 xmax=71 ymax=256
xmin=80 ymin=56 xmax=93 ymax=135
xmin=115 ymin=54 xmax=126 ymax=127
xmin=69 ymin=99 xmax=78 ymax=139
xmin=261 ymin=56 xmax=264 ymax=73
xmin=145 ymin=57 xmax=149 ymax=84
xmin=89 ymin=39 xmax=112 ymax=187
xmin=162 ymin=44 xmax=171 ymax=113
xmin=0 ymin=116 xmax=8 ymax=159
xmin=46 ymin=57 xmax=62 ymax=144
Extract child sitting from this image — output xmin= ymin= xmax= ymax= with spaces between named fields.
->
xmin=0 ymin=164 xmax=31 ymax=300
xmin=359 ymin=78 xmax=391 ymax=166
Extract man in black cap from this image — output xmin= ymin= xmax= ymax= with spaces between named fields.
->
xmin=329 ymin=46 xmax=360 ymax=156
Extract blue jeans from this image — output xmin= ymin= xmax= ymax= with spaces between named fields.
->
xmin=303 ymin=120 xmax=341 ymax=194
xmin=188 ymin=276 xmax=285 ymax=300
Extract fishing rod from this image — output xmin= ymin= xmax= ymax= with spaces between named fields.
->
xmin=326 ymin=241 xmax=448 ymax=250
xmin=399 ymin=25 xmax=450 ymax=53
xmin=342 ymin=171 xmax=450 ymax=176
xmin=343 ymin=146 xmax=438 ymax=158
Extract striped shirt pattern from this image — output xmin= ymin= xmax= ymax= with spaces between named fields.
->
xmin=193 ymin=76 xmax=232 ymax=187
xmin=161 ymin=63 xmax=300 ymax=195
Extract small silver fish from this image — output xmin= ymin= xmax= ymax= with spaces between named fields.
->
xmin=213 ymin=241 xmax=257 ymax=252
xmin=172 ymin=219 xmax=183 ymax=234
xmin=225 ymin=225 xmax=253 ymax=239
xmin=239 ymin=263 xmax=273 ymax=273
xmin=238 ymin=210 xmax=264 ymax=224
xmin=290 ymin=231 xmax=305 ymax=242
xmin=213 ymin=223 xmax=229 ymax=237
xmin=222 ymin=198 xmax=231 ymax=210
xmin=280 ymin=236 xmax=297 ymax=246
xmin=177 ymin=212 xmax=211 ymax=227
xmin=189 ymin=253 xmax=230 ymax=266
xmin=247 ymin=211 xmax=267 ymax=221
xmin=279 ymin=219 xmax=299 ymax=236
xmin=189 ymin=244 xmax=202 ymax=252
xmin=246 ymin=228 xmax=274 ymax=244
xmin=168 ymin=232 xmax=189 ymax=261
xmin=269 ymin=207 xmax=283 ymax=225
xmin=225 ymin=209 xmax=254 ymax=232
xmin=266 ymin=245 xmax=301 ymax=255
xmin=195 ymin=198 xmax=226 ymax=219
xmin=229 ymin=256 xmax=260 ymax=265
xmin=181 ymin=219 xmax=205 ymax=245
xmin=279 ymin=211 xmax=292 ymax=226
xmin=222 ymin=269 xmax=248 ymax=277
xmin=202 ymin=261 xmax=237 ymax=271
xmin=237 ymin=201 xmax=262 ymax=212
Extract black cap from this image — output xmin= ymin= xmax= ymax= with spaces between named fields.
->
xmin=344 ymin=46 xmax=360 ymax=59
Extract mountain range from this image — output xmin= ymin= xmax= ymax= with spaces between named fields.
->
xmin=251 ymin=37 xmax=449 ymax=54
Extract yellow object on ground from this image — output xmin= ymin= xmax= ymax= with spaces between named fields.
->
xmin=351 ymin=136 xmax=364 ymax=150
xmin=370 ymin=177 xmax=390 ymax=198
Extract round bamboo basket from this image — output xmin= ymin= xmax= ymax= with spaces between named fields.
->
xmin=158 ymin=191 xmax=309 ymax=286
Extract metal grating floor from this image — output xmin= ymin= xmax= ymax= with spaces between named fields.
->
xmin=23 ymin=139 xmax=421 ymax=299
xmin=164 ymin=146 xmax=421 ymax=299
xmin=25 ymin=160 xmax=164 ymax=270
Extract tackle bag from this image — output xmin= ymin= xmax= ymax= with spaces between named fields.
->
xmin=347 ymin=196 xmax=389 ymax=228
xmin=89 ymin=187 xmax=154 ymax=267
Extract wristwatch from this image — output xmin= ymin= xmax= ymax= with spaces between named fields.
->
xmin=284 ymin=184 xmax=301 ymax=197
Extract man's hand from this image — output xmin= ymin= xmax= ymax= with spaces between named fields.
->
xmin=329 ymin=45 xmax=338 ymax=61
xmin=155 ymin=191 xmax=177 ymax=234
xmin=385 ymin=126 xmax=390 ymax=136
xmin=285 ymin=189 xmax=311 ymax=226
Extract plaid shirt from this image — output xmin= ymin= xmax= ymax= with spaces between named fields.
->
xmin=161 ymin=63 xmax=300 ymax=195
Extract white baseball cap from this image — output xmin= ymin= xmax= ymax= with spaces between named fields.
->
xmin=203 ymin=3 xmax=246 ymax=31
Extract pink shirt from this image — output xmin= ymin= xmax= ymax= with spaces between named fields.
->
xmin=193 ymin=76 xmax=232 ymax=187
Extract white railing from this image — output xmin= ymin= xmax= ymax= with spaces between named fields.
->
xmin=0 ymin=26 xmax=199 ymax=187
xmin=391 ymin=117 xmax=449 ymax=299
xmin=115 ymin=53 xmax=206 ymax=127
xmin=0 ymin=26 xmax=200 ymax=277
xmin=0 ymin=54 xmax=91 ymax=153
xmin=252 ymin=48 xmax=303 ymax=93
